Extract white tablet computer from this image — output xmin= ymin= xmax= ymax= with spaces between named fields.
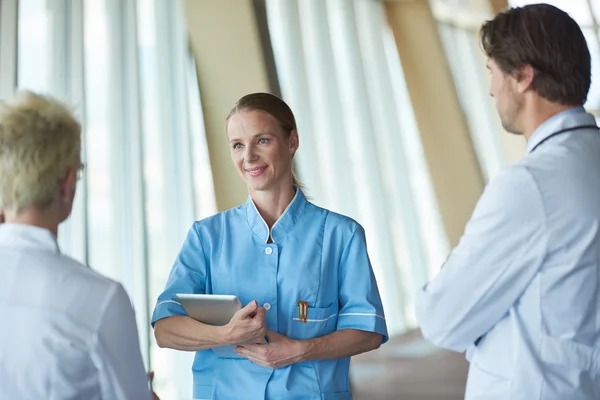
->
xmin=176 ymin=294 xmax=243 ymax=358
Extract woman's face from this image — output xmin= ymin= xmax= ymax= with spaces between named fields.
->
xmin=227 ymin=110 xmax=298 ymax=193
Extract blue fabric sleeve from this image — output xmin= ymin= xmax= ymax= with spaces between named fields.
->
xmin=151 ymin=223 xmax=207 ymax=327
xmin=337 ymin=224 xmax=389 ymax=343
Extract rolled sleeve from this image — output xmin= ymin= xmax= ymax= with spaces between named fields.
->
xmin=151 ymin=299 xmax=187 ymax=325
xmin=337 ymin=224 xmax=389 ymax=343
xmin=151 ymin=223 xmax=208 ymax=327
xmin=337 ymin=313 xmax=387 ymax=340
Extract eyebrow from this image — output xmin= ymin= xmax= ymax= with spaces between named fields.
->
xmin=229 ymin=132 xmax=275 ymax=143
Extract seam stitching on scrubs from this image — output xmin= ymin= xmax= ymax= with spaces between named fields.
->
xmin=156 ymin=300 xmax=181 ymax=307
xmin=315 ymin=210 xmax=328 ymax=306
xmin=291 ymin=312 xmax=386 ymax=323
xmin=292 ymin=314 xmax=338 ymax=323
xmin=338 ymin=313 xmax=386 ymax=320
xmin=250 ymin=197 xmax=271 ymax=244
xmin=245 ymin=197 xmax=270 ymax=244
xmin=337 ymin=223 xmax=360 ymax=289
xmin=193 ymin=222 xmax=211 ymax=288
xmin=270 ymin=188 xmax=300 ymax=242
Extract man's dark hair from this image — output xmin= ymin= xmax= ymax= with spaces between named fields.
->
xmin=480 ymin=4 xmax=591 ymax=106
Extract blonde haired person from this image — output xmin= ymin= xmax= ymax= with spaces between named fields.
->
xmin=0 ymin=91 xmax=155 ymax=399
xmin=152 ymin=93 xmax=387 ymax=399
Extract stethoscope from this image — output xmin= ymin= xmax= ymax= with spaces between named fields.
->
xmin=530 ymin=124 xmax=599 ymax=152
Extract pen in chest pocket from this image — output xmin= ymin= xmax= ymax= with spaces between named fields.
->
xmin=297 ymin=300 xmax=308 ymax=323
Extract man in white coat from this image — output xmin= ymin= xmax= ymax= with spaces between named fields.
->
xmin=416 ymin=4 xmax=600 ymax=400
xmin=0 ymin=91 xmax=156 ymax=399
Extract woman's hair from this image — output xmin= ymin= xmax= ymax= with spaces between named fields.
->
xmin=480 ymin=4 xmax=590 ymax=106
xmin=226 ymin=92 xmax=305 ymax=190
xmin=0 ymin=91 xmax=81 ymax=215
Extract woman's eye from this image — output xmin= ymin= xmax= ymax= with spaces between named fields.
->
xmin=233 ymin=143 xmax=243 ymax=150
xmin=258 ymin=138 xmax=270 ymax=144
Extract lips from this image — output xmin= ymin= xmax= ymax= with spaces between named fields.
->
xmin=245 ymin=166 xmax=267 ymax=177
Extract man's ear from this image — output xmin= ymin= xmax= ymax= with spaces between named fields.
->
xmin=516 ymin=64 xmax=535 ymax=94
xmin=59 ymin=168 xmax=77 ymax=202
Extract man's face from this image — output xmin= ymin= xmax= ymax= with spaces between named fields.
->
xmin=488 ymin=59 xmax=524 ymax=135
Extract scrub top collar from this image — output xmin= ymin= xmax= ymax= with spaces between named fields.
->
xmin=245 ymin=187 xmax=307 ymax=244
xmin=0 ymin=222 xmax=60 ymax=253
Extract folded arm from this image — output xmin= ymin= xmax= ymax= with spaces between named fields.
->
xmin=235 ymin=328 xmax=382 ymax=369
xmin=416 ymin=167 xmax=548 ymax=351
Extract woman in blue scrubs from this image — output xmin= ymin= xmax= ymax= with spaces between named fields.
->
xmin=152 ymin=93 xmax=388 ymax=399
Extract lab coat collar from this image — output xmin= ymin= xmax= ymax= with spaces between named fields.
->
xmin=0 ymin=223 xmax=60 ymax=253
xmin=527 ymin=107 xmax=596 ymax=154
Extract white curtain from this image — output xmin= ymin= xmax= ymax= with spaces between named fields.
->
xmin=14 ymin=0 xmax=216 ymax=398
xmin=266 ymin=0 xmax=449 ymax=334
xmin=0 ymin=0 xmax=18 ymax=98
xmin=437 ymin=22 xmax=507 ymax=181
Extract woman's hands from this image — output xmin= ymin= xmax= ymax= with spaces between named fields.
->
xmin=234 ymin=330 xmax=304 ymax=369
xmin=154 ymin=300 xmax=267 ymax=352
xmin=224 ymin=300 xmax=267 ymax=345
xmin=235 ymin=329 xmax=383 ymax=370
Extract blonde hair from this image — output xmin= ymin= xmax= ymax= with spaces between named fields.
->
xmin=226 ymin=92 xmax=305 ymax=191
xmin=0 ymin=91 xmax=81 ymax=214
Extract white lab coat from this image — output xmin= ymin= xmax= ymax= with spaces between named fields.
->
xmin=417 ymin=108 xmax=600 ymax=399
xmin=0 ymin=223 xmax=151 ymax=400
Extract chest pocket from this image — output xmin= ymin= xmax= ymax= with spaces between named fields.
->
xmin=286 ymin=303 xmax=338 ymax=340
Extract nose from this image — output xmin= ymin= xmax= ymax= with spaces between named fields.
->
xmin=243 ymin=145 xmax=259 ymax=162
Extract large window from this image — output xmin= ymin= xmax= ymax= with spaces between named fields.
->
xmin=0 ymin=0 xmax=18 ymax=98
xmin=431 ymin=0 xmax=525 ymax=181
xmin=15 ymin=1 xmax=215 ymax=398
xmin=267 ymin=0 xmax=449 ymax=333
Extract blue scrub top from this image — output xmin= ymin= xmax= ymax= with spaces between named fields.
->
xmin=152 ymin=189 xmax=388 ymax=399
